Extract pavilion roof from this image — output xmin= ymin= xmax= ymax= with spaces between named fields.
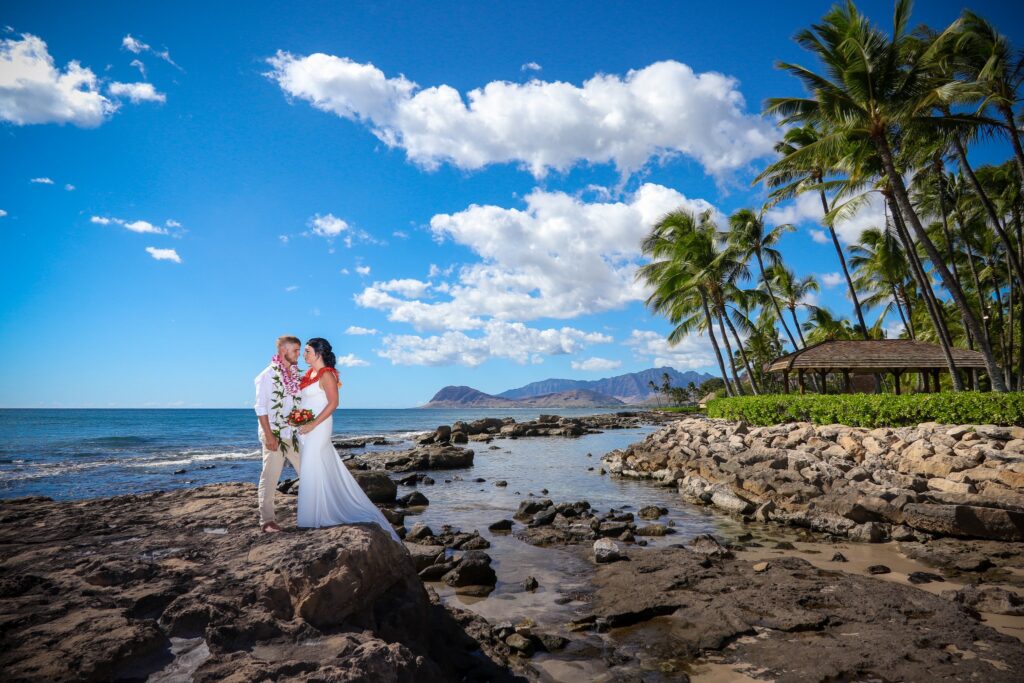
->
xmin=766 ymin=339 xmax=989 ymax=374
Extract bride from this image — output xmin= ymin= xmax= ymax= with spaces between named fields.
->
xmin=295 ymin=337 xmax=400 ymax=542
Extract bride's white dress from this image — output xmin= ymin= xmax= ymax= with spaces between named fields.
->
xmin=296 ymin=376 xmax=400 ymax=541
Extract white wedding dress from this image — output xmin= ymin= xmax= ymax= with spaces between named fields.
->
xmin=296 ymin=376 xmax=400 ymax=542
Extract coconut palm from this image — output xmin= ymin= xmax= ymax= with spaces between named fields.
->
xmin=726 ymin=209 xmax=799 ymax=351
xmin=765 ymin=0 xmax=1006 ymax=390
xmin=768 ymin=265 xmax=820 ymax=348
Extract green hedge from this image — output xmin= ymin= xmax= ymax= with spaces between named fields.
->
xmin=705 ymin=392 xmax=1024 ymax=427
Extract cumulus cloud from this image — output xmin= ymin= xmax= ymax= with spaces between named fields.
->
xmin=266 ymin=55 xmax=775 ymax=178
xmin=626 ymin=330 xmax=717 ymax=371
xmin=374 ymin=278 xmax=432 ymax=298
xmin=335 ymin=353 xmax=370 ymax=367
xmin=766 ymin=191 xmax=885 ymax=245
xmin=91 ymin=215 xmax=171 ymax=234
xmin=309 ymin=212 xmax=349 ymax=237
xmin=30 ymin=177 xmax=54 ymax=184
xmin=64 ymin=183 xmax=74 ymax=191
xmin=0 ymin=34 xmax=117 ymax=126
xmin=378 ymin=321 xmax=611 ymax=367
xmin=345 ymin=326 xmax=378 ymax=335
xmin=571 ymin=357 xmax=622 ymax=371
xmin=0 ymin=209 xmax=7 ymax=218
xmin=521 ymin=61 xmax=542 ymax=72
xmin=107 ymin=81 xmax=166 ymax=104
xmin=145 ymin=246 xmax=181 ymax=263
xmin=355 ymin=265 xmax=371 ymax=276
xmin=821 ymin=272 xmax=843 ymax=288
xmin=284 ymin=285 xmax=299 ymax=292
xmin=355 ymin=183 xmax=717 ymax=331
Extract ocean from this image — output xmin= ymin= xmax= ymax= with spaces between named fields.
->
xmin=0 ymin=408 xmax=629 ymax=501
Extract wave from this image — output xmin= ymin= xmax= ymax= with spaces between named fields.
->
xmin=79 ymin=436 xmax=153 ymax=446
xmin=129 ymin=450 xmax=261 ymax=468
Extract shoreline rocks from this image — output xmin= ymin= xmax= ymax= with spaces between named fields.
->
xmin=604 ymin=417 xmax=1024 ymax=543
xmin=0 ymin=484 xmax=529 ymax=682
xmin=416 ymin=412 xmax=674 ymax=446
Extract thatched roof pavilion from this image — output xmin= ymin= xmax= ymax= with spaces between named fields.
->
xmin=766 ymin=340 xmax=992 ymax=394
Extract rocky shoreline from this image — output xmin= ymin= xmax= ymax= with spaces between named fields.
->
xmin=604 ymin=417 xmax=1024 ymax=544
xmin=0 ymin=484 xmax=532 ymax=682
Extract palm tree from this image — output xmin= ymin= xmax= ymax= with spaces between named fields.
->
xmin=802 ymin=307 xmax=857 ymax=345
xmin=765 ymin=0 xmax=1006 ymax=390
xmin=637 ymin=210 xmax=736 ymax=396
xmin=769 ymin=265 xmax=820 ymax=348
xmin=849 ymin=226 xmax=916 ymax=338
xmin=726 ymin=208 xmax=799 ymax=351
xmin=755 ymin=124 xmax=871 ymax=339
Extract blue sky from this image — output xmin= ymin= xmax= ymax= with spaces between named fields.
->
xmin=2 ymin=1 xmax=1023 ymax=408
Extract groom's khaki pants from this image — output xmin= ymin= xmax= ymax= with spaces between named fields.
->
xmin=258 ymin=440 xmax=301 ymax=525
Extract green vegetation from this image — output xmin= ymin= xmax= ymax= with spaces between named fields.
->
xmin=654 ymin=406 xmax=704 ymax=414
xmin=639 ymin=1 xmax=1024 ymax=396
xmin=707 ymin=393 xmax=1024 ymax=427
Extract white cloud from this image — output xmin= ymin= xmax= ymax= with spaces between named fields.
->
xmin=279 ymin=235 xmax=290 ymax=244
xmin=355 ymin=183 xmax=717 ymax=331
xmin=521 ymin=62 xmax=542 ymax=72
xmin=335 ymin=353 xmax=370 ymax=367
xmin=130 ymin=58 xmax=146 ymax=78
xmin=266 ymin=55 xmax=776 ymax=178
xmin=308 ymin=213 xmax=372 ymax=246
xmin=355 ymin=265 xmax=371 ymax=276
xmin=91 ymin=216 xmax=169 ymax=234
xmin=1 ymin=34 xmax=117 ymax=126
xmin=108 ymin=81 xmax=166 ymax=104
xmin=375 ymin=278 xmax=432 ymax=298
xmin=378 ymin=320 xmax=611 ymax=367
xmin=626 ymin=330 xmax=717 ymax=371
xmin=165 ymin=219 xmax=181 ymax=228
xmin=766 ymin=191 xmax=885 ymax=245
xmin=0 ymin=209 xmax=7 ymax=218
xmin=821 ymin=272 xmax=844 ymax=288
xmin=122 ymin=35 xmax=148 ymax=54
xmin=339 ymin=267 xmax=350 ymax=275
xmin=285 ymin=285 xmax=299 ymax=292
xmin=145 ymin=246 xmax=181 ymax=263
xmin=428 ymin=263 xmax=454 ymax=278
xmin=30 ymin=177 xmax=54 ymax=184
xmin=64 ymin=183 xmax=74 ymax=191
xmin=345 ymin=326 xmax=378 ymax=335
xmin=392 ymin=230 xmax=408 ymax=239
xmin=121 ymin=34 xmax=179 ymax=69
xmin=571 ymin=357 xmax=622 ymax=371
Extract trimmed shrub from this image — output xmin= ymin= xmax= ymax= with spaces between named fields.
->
xmin=706 ymin=392 xmax=1024 ymax=427
xmin=655 ymin=406 xmax=703 ymax=414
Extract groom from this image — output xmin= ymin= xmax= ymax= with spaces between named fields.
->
xmin=254 ymin=335 xmax=303 ymax=533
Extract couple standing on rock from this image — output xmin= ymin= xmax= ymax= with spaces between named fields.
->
xmin=254 ymin=335 xmax=399 ymax=541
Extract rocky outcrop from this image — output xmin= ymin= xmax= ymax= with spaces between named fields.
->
xmin=0 ymin=484 xmax=528 ymax=682
xmin=604 ymin=417 xmax=1024 ymax=542
xmin=349 ymin=444 xmax=475 ymax=472
xmin=576 ymin=544 xmax=1024 ymax=681
xmin=415 ymin=412 xmax=675 ymax=446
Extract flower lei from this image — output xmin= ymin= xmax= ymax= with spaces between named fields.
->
xmin=269 ymin=355 xmax=302 ymax=452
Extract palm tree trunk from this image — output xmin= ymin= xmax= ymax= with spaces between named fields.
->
xmin=723 ymin=309 xmax=759 ymax=394
xmin=756 ymin=251 xmax=799 ymax=351
xmin=892 ymin=286 xmax=911 ymax=337
xmin=958 ymin=211 xmax=995 ymax=350
xmin=1007 ymin=257 xmax=1015 ymax=389
xmin=1000 ymin=104 xmax=1024 ymax=189
xmin=952 ymin=134 xmax=1024 ymax=289
xmin=699 ymin=292 xmax=733 ymax=397
xmin=935 ymin=163 xmax=969 ymax=315
xmin=715 ymin=305 xmax=745 ymax=396
xmin=819 ymin=190 xmax=869 ymax=337
xmin=899 ymin=283 xmax=917 ymax=339
xmin=789 ymin=306 xmax=807 ymax=347
xmin=877 ymin=136 xmax=1004 ymax=390
xmin=886 ymin=192 xmax=964 ymax=391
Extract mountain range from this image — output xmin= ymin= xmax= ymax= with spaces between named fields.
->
xmin=421 ymin=367 xmax=715 ymax=408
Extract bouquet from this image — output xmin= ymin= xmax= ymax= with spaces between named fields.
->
xmin=288 ymin=408 xmax=316 ymax=426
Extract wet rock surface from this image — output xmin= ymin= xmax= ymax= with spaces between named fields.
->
xmin=604 ymin=416 xmax=1024 ymax=542
xmin=0 ymin=484 xmax=530 ymax=682
xmin=582 ymin=544 xmax=1024 ymax=682
xmin=415 ymin=412 xmax=675 ymax=447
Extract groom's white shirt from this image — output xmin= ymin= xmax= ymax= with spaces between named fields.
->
xmin=254 ymin=364 xmax=296 ymax=442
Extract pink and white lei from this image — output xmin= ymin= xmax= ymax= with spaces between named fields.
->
xmin=271 ymin=354 xmax=301 ymax=396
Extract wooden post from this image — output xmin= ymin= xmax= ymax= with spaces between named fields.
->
xmin=933 ymin=369 xmax=940 ymax=393
xmin=922 ymin=369 xmax=930 ymax=393
xmin=842 ymin=369 xmax=851 ymax=393
xmin=819 ymin=370 xmax=828 ymax=394
xmin=798 ymin=370 xmax=806 ymax=394
xmin=970 ymin=369 xmax=978 ymax=391
xmin=893 ymin=370 xmax=902 ymax=395
xmin=783 ymin=371 xmax=790 ymax=394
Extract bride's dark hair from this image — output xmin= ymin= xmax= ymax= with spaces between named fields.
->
xmin=307 ymin=338 xmax=336 ymax=368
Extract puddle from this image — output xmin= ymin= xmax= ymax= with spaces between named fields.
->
xmin=147 ymin=637 xmax=210 ymax=683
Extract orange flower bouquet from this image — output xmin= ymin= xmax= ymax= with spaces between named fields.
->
xmin=287 ymin=408 xmax=316 ymax=426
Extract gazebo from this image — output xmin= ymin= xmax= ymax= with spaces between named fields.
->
xmin=766 ymin=340 xmax=992 ymax=394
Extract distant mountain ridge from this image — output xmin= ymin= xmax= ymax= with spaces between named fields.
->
xmin=421 ymin=367 xmax=716 ymax=408
xmin=498 ymin=367 xmax=714 ymax=403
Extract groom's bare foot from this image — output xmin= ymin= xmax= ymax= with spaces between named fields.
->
xmin=262 ymin=522 xmax=283 ymax=533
